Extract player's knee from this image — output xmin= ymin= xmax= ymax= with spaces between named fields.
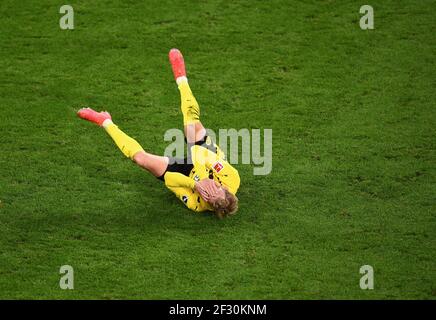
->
xmin=195 ymin=126 xmax=207 ymax=142
xmin=184 ymin=123 xmax=206 ymax=144
xmin=133 ymin=151 xmax=147 ymax=167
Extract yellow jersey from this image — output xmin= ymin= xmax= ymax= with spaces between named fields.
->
xmin=163 ymin=144 xmax=240 ymax=212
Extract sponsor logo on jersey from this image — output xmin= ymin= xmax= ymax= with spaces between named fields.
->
xmin=213 ymin=162 xmax=224 ymax=173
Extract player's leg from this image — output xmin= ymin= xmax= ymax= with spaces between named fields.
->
xmin=132 ymin=151 xmax=169 ymax=177
xmin=77 ymin=108 xmax=169 ymax=177
xmin=168 ymin=49 xmax=206 ymax=144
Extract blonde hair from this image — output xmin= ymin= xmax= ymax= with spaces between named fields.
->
xmin=212 ymin=189 xmax=239 ymax=219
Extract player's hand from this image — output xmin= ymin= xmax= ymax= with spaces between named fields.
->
xmin=195 ymin=181 xmax=211 ymax=201
xmin=195 ymin=179 xmax=221 ymax=202
xmin=201 ymin=179 xmax=221 ymax=199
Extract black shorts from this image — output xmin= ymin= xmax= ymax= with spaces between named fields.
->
xmin=157 ymin=136 xmax=217 ymax=181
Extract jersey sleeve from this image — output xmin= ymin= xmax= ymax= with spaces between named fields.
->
xmin=164 ymin=172 xmax=196 ymax=189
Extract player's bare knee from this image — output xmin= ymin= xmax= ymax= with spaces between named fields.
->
xmin=195 ymin=125 xmax=206 ymax=142
xmin=184 ymin=122 xmax=206 ymax=144
xmin=133 ymin=151 xmax=147 ymax=168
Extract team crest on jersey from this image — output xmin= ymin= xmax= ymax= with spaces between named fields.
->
xmin=205 ymin=136 xmax=212 ymax=146
xmin=182 ymin=195 xmax=188 ymax=203
xmin=213 ymin=161 xmax=224 ymax=173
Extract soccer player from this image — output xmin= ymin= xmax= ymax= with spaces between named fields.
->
xmin=77 ymin=49 xmax=240 ymax=218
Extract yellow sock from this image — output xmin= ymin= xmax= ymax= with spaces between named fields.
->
xmin=178 ymin=81 xmax=200 ymax=125
xmin=104 ymin=122 xmax=144 ymax=160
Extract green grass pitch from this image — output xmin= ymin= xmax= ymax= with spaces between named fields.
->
xmin=0 ymin=0 xmax=434 ymax=299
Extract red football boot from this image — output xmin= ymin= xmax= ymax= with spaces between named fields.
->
xmin=168 ymin=48 xmax=187 ymax=81
xmin=77 ymin=108 xmax=112 ymax=126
